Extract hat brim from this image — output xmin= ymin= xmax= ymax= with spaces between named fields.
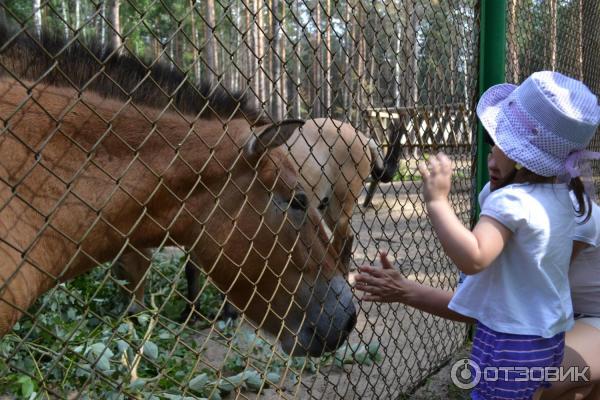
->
xmin=476 ymin=83 xmax=518 ymax=147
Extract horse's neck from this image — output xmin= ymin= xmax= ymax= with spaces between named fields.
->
xmin=0 ymin=79 xmax=235 ymax=274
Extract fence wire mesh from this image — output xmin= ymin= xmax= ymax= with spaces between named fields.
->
xmin=505 ymin=0 xmax=600 ymax=197
xmin=1 ymin=1 xmax=596 ymax=400
xmin=0 ymin=1 xmax=477 ymax=398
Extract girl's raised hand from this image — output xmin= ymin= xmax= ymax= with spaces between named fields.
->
xmin=418 ymin=152 xmax=453 ymax=203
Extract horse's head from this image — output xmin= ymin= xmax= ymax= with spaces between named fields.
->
xmin=184 ymin=119 xmax=356 ymax=356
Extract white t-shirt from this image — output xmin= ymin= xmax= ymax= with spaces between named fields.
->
xmin=569 ymin=201 xmax=600 ymax=316
xmin=449 ymin=182 xmax=575 ymax=337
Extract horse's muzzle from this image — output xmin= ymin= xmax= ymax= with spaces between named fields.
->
xmin=282 ymin=275 xmax=357 ymax=357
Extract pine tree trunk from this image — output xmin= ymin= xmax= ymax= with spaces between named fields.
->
xmin=205 ymin=0 xmax=218 ymax=81
xmin=108 ymin=0 xmax=121 ymax=49
xmin=33 ymin=0 xmax=42 ymax=37
xmin=313 ymin=1 xmax=322 ymax=117
xmin=246 ymin=5 xmax=257 ymax=108
xmin=279 ymin=1 xmax=287 ymax=118
xmin=190 ymin=0 xmax=201 ymax=82
xmin=409 ymin=2 xmax=419 ymax=105
xmin=61 ymin=0 xmax=69 ymax=39
xmin=367 ymin=43 xmax=376 ymax=108
xmin=74 ymin=0 xmax=81 ymax=30
xmin=343 ymin=1 xmax=354 ymax=113
xmin=97 ymin=2 xmax=105 ymax=47
xmin=258 ymin=4 xmax=266 ymax=108
xmin=450 ymin=49 xmax=455 ymax=101
xmin=252 ymin=1 xmax=265 ymax=109
xmin=393 ymin=7 xmax=402 ymax=108
xmin=235 ymin=3 xmax=244 ymax=91
xmin=400 ymin=1 xmax=419 ymax=106
xmin=549 ymin=0 xmax=557 ymax=70
xmin=324 ymin=0 xmax=331 ymax=114
xmin=293 ymin=1 xmax=302 ymax=118
xmin=270 ymin=0 xmax=282 ymax=120
xmin=353 ymin=4 xmax=366 ymax=126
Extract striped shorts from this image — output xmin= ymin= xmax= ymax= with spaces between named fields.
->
xmin=470 ymin=322 xmax=565 ymax=400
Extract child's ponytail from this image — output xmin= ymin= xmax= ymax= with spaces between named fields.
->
xmin=568 ymin=176 xmax=591 ymax=223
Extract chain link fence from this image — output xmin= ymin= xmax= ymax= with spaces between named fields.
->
xmin=506 ymin=0 xmax=600 ymax=197
xmin=0 ymin=1 xmax=476 ymax=398
xmin=0 ymin=1 xmax=597 ymax=399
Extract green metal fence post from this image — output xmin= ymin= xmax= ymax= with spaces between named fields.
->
xmin=467 ymin=0 xmax=508 ymax=341
xmin=476 ymin=0 xmax=507 ymax=212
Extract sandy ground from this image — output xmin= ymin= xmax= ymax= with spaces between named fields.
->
xmin=192 ymin=180 xmax=472 ymax=399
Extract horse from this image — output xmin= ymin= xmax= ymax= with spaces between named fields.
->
xmin=113 ymin=118 xmax=384 ymax=320
xmin=6 ymin=22 xmax=383 ymax=320
xmin=0 ymin=26 xmax=356 ymax=356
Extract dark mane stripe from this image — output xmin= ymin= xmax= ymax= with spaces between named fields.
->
xmin=0 ymin=24 xmax=267 ymax=124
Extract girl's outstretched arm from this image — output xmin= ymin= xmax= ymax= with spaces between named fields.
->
xmin=355 ymin=253 xmax=476 ymax=323
xmin=419 ymin=153 xmax=511 ymax=275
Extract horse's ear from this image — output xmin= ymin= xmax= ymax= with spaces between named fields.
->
xmin=244 ymin=119 xmax=305 ymax=157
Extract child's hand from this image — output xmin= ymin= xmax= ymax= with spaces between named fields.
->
xmin=418 ymin=152 xmax=453 ymax=203
xmin=355 ymin=253 xmax=417 ymax=303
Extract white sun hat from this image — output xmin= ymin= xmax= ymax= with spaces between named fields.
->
xmin=477 ymin=71 xmax=600 ymax=177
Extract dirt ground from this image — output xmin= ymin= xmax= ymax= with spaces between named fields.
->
xmin=195 ymin=180 xmax=473 ymax=399
xmin=410 ymin=347 xmax=472 ymax=400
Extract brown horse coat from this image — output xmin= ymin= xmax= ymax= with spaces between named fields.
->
xmin=288 ymin=118 xmax=383 ymax=266
xmin=0 ymin=28 xmax=356 ymax=356
xmin=116 ymin=117 xmax=383 ymax=320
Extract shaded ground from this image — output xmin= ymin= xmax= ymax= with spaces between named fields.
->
xmin=410 ymin=347 xmax=472 ymax=399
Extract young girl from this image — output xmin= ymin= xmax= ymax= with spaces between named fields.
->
xmin=358 ymin=71 xmax=600 ymax=399
xmin=355 ymin=200 xmax=600 ymax=400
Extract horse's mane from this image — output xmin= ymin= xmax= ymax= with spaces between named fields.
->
xmin=0 ymin=24 xmax=268 ymax=124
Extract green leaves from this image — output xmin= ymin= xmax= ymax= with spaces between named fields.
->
xmin=128 ymin=378 xmax=147 ymax=391
xmin=243 ymin=370 xmax=264 ymax=391
xmin=217 ymin=369 xmax=264 ymax=393
xmin=16 ymin=375 xmax=35 ymax=398
xmin=143 ymin=340 xmax=159 ymax=360
xmin=162 ymin=394 xmax=202 ymax=400
xmin=116 ymin=339 xmax=130 ymax=354
xmin=83 ymin=342 xmax=115 ymax=372
xmin=188 ymin=369 xmax=269 ymax=395
xmin=188 ymin=373 xmax=210 ymax=392
xmin=332 ymin=342 xmax=384 ymax=367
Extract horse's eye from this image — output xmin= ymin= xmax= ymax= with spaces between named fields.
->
xmin=290 ymin=192 xmax=309 ymax=211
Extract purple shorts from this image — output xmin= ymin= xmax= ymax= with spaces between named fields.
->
xmin=470 ymin=322 xmax=565 ymax=399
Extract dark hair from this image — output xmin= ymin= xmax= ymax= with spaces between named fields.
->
xmin=569 ymin=177 xmax=592 ymax=223
xmin=512 ymin=168 xmax=590 ymax=223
